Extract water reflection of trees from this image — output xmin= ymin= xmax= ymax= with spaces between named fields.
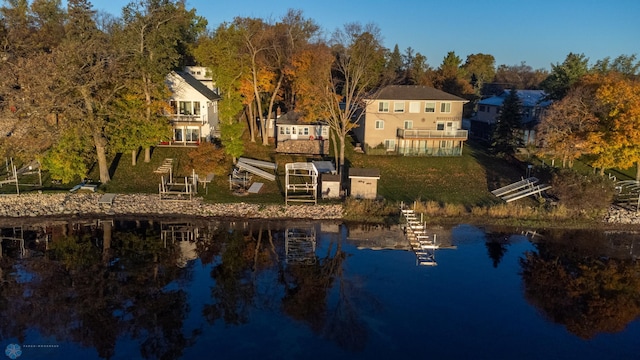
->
xmin=281 ymin=228 xmax=370 ymax=352
xmin=201 ymin=222 xmax=371 ymax=352
xmin=1 ymin=219 xmax=375 ymax=357
xmin=485 ymin=232 xmax=510 ymax=268
xmin=0 ymin=219 xmax=193 ymax=359
xmin=520 ymin=230 xmax=640 ymax=339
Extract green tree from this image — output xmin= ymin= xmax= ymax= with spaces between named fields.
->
xmin=402 ymin=47 xmax=432 ymax=86
xmin=592 ymin=54 xmax=640 ymax=77
xmin=462 ymin=53 xmax=495 ymax=96
xmin=117 ymin=0 xmax=205 ymax=163
xmin=194 ymin=22 xmax=248 ymax=161
xmin=491 ymin=89 xmax=523 ymax=156
xmin=382 ymin=43 xmax=403 ymax=84
xmin=433 ymin=51 xmax=473 ymax=97
xmin=541 ymin=52 xmax=590 ymax=100
xmin=56 ymin=0 xmax=124 ymax=183
xmin=40 ymin=128 xmax=91 ymax=183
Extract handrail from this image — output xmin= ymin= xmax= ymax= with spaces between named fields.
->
xmin=397 ymin=128 xmax=468 ymax=139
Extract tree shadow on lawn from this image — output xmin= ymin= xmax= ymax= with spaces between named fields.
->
xmin=466 ymin=139 xmax=528 ymax=193
xmin=108 ymin=153 xmax=122 ymax=180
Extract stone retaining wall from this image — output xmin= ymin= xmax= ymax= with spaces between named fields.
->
xmin=0 ymin=193 xmax=343 ymax=220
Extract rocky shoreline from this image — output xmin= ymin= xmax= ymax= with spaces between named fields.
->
xmin=1 ymin=192 xmax=639 ymax=226
xmin=0 ymin=193 xmax=343 ymax=220
xmin=602 ymin=205 xmax=640 ymax=225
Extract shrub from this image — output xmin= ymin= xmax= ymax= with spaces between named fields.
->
xmin=549 ymin=169 xmax=615 ymax=214
xmin=413 ymin=200 xmax=441 ymax=216
xmin=343 ymin=198 xmax=398 ymax=223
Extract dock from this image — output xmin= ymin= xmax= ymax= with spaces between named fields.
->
xmin=491 ymin=177 xmax=551 ymax=202
xmin=400 ymin=203 xmax=438 ymax=266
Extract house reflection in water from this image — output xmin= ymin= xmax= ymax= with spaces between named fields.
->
xmin=345 ymin=224 xmax=457 ymax=267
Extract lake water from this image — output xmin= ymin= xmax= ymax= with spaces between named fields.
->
xmin=1 ymin=218 xmax=639 ymax=359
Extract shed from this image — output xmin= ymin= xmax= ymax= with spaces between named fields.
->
xmin=320 ymin=173 xmax=341 ymax=199
xmin=348 ymin=168 xmax=380 ymax=200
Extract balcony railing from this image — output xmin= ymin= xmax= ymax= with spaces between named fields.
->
xmin=397 ymin=128 xmax=468 ymax=140
xmin=169 ymin=114 xmax=206 ymax=125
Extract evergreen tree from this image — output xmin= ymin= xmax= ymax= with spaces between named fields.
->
xmin=382 ymin=44 xmax=402 ymax=84
xmin=541 ymin=52 xmax=589 ymax=100
xmin=491 ymin=89 xmax=523 ymax=156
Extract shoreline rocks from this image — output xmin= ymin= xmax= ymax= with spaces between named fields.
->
xmin=1 ymin=193 xmax=639 ymax=226
xmin=603 ymin=205 xmax=640 ymax=224
xmin=0 ymin=193 xmax=343 ymax=220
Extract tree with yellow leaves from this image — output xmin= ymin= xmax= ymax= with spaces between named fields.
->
xmin=588 ymin=74 xmax=640 ymax=178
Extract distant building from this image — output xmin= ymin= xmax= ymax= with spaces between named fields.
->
xmin=471 ymin=90 xmax=552 ymax=144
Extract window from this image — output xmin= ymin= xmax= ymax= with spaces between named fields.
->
xmin=292 ymin=127 xmax=297 ymax=135
xmin=193 ymin=101 xmax=200 ymax=115
xmin=185 ymin=128 xmax=199 ymax=142
xmin=404 ymin=120 xmax=413 ymax=129
xmin=211 ymin=101 xmax=218 ymax=114
xmin=378 ymin=101 xmax=389 ymax=112
xmin=436 ymin=122 xmax=445 ymax=131
xmin=440 ymin=102 xmax=451 ymax=113
xmin=302 ymin=127 xmax=309 ymax=135
xmin=394 ymin=102 xmax=405 ymax=113
xmin=425 ymin=102 xmax=435 ymax=112
xmin=174 ymin=128 xmax=183 ymax=142
xmin=279 ymin=127 xmax=285 ymax=135
xmin=285 ymin=127 xmax=290 ymax=135
xmin=179 ymin=101 xmax=192 ymax=115
xmin=375 ymin=120 xmax=384 ymax=129
xmin=385 ymin=139 xmax=396 ymax=150
xmin=440 ymin=140 xmax=452 ymax=148
xmin=409 ymin=101 xmax=420 ymax=113
xmin=479 ymin=105 xmax=486 ymax=112
xmin=170 ymin=101 xmax=177 ymax=114
xmin=321 ymin=127 xmax=328 ymax=136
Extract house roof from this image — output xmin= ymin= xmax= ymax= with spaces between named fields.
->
xmin=479 ymin=90 xmax=552 ymax=108
xmin=349 ymin=168 xmax=380 ymax=179
xmin=370 ymin=85 xmax=468 ymax=102
xmin=173 ymin=71 xmax=221 ymax=101
xmin=276 ymin=111 xmax=326 ymax=126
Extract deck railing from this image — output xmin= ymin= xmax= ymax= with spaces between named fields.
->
xmin=397 ymin=128 xmax=468 ymax=139
xmin=169 ymin=114 xmax=206 ymax=125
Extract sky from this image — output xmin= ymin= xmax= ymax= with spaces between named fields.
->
xmin=94 ymin=0 xmax=640 ymax=71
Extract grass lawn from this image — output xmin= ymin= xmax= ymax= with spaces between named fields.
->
xmin=348 ymin=139 xmax=527 ymax=206
xmin=1 ymin=136 xmax=542 ymax=207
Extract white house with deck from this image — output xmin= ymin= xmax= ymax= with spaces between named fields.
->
xmin=164 ymin=66 xmax=221 ymax=146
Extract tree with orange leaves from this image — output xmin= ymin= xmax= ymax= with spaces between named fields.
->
xmin=536 ymin=84 xmax=600 ymax=168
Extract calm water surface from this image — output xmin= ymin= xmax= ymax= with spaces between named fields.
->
xmin=0 ymin=218 xmax=639 ymax=359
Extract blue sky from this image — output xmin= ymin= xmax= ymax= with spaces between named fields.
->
xmin=94 ymin=0 xmax=640 ymax=71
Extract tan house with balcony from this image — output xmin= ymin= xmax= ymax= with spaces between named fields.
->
xmin=164 ymin=66 xmax=221 ymax=146
xmin=352 ymin=85 xmax=469 ymax=156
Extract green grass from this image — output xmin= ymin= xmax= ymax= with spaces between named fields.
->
xmin=2 ymin=136 xmax=532 ymax=208
xmin=349 ymin=140 xmax=524 ymax=207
